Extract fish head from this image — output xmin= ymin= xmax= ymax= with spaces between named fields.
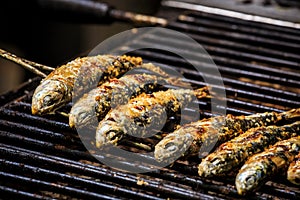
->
xmin=69 ymin=106 xmax=96 ymax=129
xmin=154 ymin=131 xmax=193 ymax=163
xmin=69 ymin=92 xmax=98 ymax=128
xmin=32 ymin=80 xmax=69 ymax=115
xmin=235 ymin=165 xmax=261 ymax=195
xmin=95 ymin=120 xmax=123 ymax=148
xmin=198 ymin=149 xmax=233 ymax=178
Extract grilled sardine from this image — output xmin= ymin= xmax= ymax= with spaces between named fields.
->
xmin=198 ymin=121 xmax=300 ymax=178
xmin=95 ymin=87 xmax=210 ymax=148
xmin=154 ymin=109 xmax=300 ymax=163
xmin=235 ymin=136 xmax=300 ymax=195
xmin=31 ymin=55 xmax=143 ymax=115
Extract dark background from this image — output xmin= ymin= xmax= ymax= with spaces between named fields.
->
xmin=0 ymin=0 xmax=160 ymax=94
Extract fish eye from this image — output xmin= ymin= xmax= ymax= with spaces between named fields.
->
xmin=43 ymin=95 xmax=54 ymax=106
xmin=77 ymin=112 xmax=87 ymax=121
xmin=165 ymin=142 xmax=177 ymax=152
xmin=245 ymin=175 xmax=256 ymax=185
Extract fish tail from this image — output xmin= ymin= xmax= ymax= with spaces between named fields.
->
xmin=138 ymin=63 xmax=170 ymax=78
xmin=165 ymin=77 xmax=191 ymax=88
xmin=280 ymin=108 xmax=300 ymax=120
xmin=121 ymin=55 xmax=143 ymax=66
xmin=193 ymin=86 xmax=211 ymax=99
xmin=282 ymin=121 xmax=300 ymax=134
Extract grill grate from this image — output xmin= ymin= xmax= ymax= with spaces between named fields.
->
xmin=1 ymin=4 xmax=300 ymax=200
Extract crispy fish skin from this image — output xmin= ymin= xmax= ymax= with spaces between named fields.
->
xmin=32 ymin=55 xmax=142 ymax=115
xmin=95 ymin=87 xmax=209 ymax=148
xmin=73 ymin=55 xmax=143 ymax=100
xmin=198 ymin=121 xmax=300 ymax=178
xmin=154 ymin=108 xmax=300 ymax=163
xmin=69 ymin=70 xmax=170 ymax=128
xmin=235 ymin=136 xmax=300 ymax=195
xmin=287 ymin=152 xmax=300 ymax=185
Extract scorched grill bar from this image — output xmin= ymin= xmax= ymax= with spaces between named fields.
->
xmin=1 ymin=1 xmax=300 ymax=199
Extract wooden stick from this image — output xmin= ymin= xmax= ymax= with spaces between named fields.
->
xmin=0 ymin=48 xmax=54 ymax=77
xmin=25 ymin=60 xmax=55 ymax=72
xmin=56 ymin=111 xmax=70 ymax=118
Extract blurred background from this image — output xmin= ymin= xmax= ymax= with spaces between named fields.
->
xmin=0 ymin=0 xmax=161 ymax=94
xmin=0 ymin=0 xmax=299 ymax=94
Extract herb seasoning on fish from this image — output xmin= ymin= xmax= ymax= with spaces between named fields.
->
xmin=154 ymin=108 xmax=300 ymax=163
xmin=32 ymin=55 xmax=142 ymax=115
xmin=69 ymin=64 xmax=180 ymax=128
xmin=95 ymin=87 xmax=210 ymax=148
xmin=287 ymin=152 xmax=300 ymax=185
xmin=198 ymin=121 xmax=300 ymax=178
xmin=236 ymin=136 xmax=300 ymax=195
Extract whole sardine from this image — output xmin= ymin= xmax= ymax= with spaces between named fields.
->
xmin=95 ymin=87 xmax=210 ymax=148
xmin=154 ymin=108 xmax=300 ymax=163
xmin=287 ymin=152 xmax=300 ymax=185
xmin=235 ymin=136 xmax=300 ymax=195
xmin=69 ymin=64 xmax=181 ymax=128
xmin=198 ymin=121 xmax=300 ymax=178
xmin=31 ymin=55 xmax=142 ymax=115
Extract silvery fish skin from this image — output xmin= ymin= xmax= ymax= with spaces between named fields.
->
xmin=31 ymin=55 xmax=142 ymax=115
xmin=154 ymin=108 xmax=300 ymax=163
xmin=236 ymin=136 xmax=300 ymax=195
xmin=95 ymin=87 xmax=209 ymax=148
xmin=287 ymin=152 xmax=300 ymax=185
xmin=198 ymin=121 xmax=300 ymax=178
xmin=69 ymin=67 xmax=173 ymax=128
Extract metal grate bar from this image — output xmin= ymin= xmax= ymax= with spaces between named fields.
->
xmin=167 ymin=21 xmax=300 ymax=52
xmin=133 ymin=32 xmax=300 ymax=72
xmin=0 ymin=186 xmax=52 ymax=200
xmin=177 ymin=14 xmax=300 ymax=44
xmin=0 ymin=120 xmax=79 ymax=147
xmin=184 ymin=11 xmax=300 ymax=36
xmin=0 ymin=171 xmax=121 ymax=200
xmin=154 ymin=62 xmax=299 ymax=99
xmin=0 ymin=145 xmax=226 ymax=200
xmin=0 ymin=108 xmax=72 ymax=132
xmin=132 ymin=50 xmax=300 ymax=88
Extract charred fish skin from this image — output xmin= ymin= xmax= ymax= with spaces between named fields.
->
xmin=32 ymin=55 xmax=142 ymax=115
xmin=198 ymin=121 xmax=300 ymax=178
xmin=235 ymin=136 xmax=300 ymax=195
xmin=287 ymin=152 xmax=300 ymax=185
xmin=95 ymin=87 xmax=209 ymax=148
xmin=154 ymin=118 xmax=219 ymax=163
xmin=69 ymin=71 xmax=170 ymax=128
xmin=73 ymin=55 xmax=143 ymax=99
xmin=154 ymin=108 xmax=300 ymax=163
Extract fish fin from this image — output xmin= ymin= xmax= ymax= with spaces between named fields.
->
xmin=281 ymin=108 xmax=300 ymax=120
xmin=194 ymin=86 xmax=211 ymax=99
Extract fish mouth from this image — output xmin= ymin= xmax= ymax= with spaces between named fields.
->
xmin=69 ymin=109 xmax=96 ymax=129
xmin=235 ymin=170 xmax=259 ymax=195
xmin=31 ymin=80 xmax=68 ymax=115
xmin=198 ymin=153 xmax=229 ymax=177
xmin=32 ymin=100 xmax=65 ymax=115
xmin=154 ymin=133 xmax=193 ymax=163
xmin=69 ymin=89 xmax=100 ymax=128
xmin=31 ymin=102 xmax=59 ymax=115
xmin=95 ymin=122 xmax=123 ymax=148
xmin=31 ymin=106 xmax=40 ymax=115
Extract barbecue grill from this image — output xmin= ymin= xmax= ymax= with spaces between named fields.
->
xmin=1 ymin=0 xmax=300 ymax=199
